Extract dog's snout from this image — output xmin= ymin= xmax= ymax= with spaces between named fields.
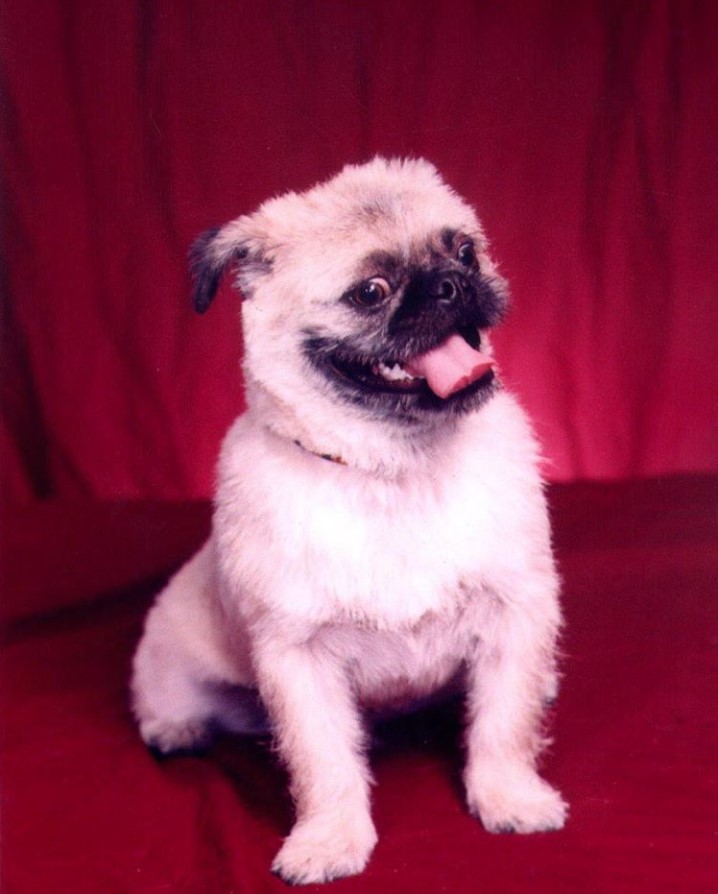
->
xmin=389 ymin=268 xmax=477 ymax=335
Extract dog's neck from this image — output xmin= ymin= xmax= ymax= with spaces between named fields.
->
xmin=247 ymin=383 xmax=457 ymax=480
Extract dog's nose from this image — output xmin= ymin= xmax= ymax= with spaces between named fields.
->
xmin=429 ymin=271 xmax=467 ymax=305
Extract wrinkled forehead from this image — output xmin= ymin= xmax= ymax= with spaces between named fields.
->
xmin=350 ymin=228 xmax=472 ymax=282
xmin=338 ymin=178 xmax=480 ymax=247
xmin=271 ymin=184 xmax=484 ymax=281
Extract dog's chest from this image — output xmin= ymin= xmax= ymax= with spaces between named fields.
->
xmin=226 ymin=454 xmax=510 ymax=629
xmin=216 ymin=396 xmax=540 ymax=628
xmin=299 ymin=477 xmax=490 ymax=616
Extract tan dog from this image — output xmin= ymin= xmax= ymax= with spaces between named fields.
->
xmin=132 ymin=158 xmax=566 ymax=884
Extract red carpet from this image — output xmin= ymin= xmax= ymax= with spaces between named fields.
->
xmin=2 ymin=476 xmax=716 ymax=893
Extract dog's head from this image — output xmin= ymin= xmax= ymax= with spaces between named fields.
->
xmin=191 ymin=158 xmax=508 ymax=441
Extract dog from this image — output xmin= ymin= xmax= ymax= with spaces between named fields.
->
xmin=131 ymin=157 xmax=567 ymax=884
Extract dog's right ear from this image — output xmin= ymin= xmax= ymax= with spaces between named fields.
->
xmin=190 ymin=227 xmax=230 ymax=314
xmin=190 ymin=218 xmax=272 ymax=314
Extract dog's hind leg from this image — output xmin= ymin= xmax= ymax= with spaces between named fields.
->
xmin=131 ymin=539 xmax=258 ymax=755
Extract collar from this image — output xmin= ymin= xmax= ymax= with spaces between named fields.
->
xmin=294 ymin=439 xmax=347 ymax=466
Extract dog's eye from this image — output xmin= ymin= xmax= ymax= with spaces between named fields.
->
xmin=456 ymin=241 xmax=477 ymax=267
xmin=350 ymin=277 xmax=392 ymax=308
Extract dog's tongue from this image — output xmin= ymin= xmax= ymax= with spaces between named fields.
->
xmin=405 ymin=334 xmax=495 ymax=399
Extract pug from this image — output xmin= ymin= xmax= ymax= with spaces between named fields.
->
xmin=131 ymin=158 xmax=567 ymax=884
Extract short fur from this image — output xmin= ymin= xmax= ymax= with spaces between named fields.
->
xmin=131 ymin=158 xmax=567 ymax=884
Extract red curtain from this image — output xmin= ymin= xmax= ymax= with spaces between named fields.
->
xmin=2 ymin=0 xmax=716 ymax=500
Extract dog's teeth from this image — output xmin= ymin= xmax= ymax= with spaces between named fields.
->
xmin=376 ymin=362 xmax=420 ymax=383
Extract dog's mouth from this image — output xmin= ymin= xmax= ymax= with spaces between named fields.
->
xmin=328 ymin=326 xmax=496 ymax=400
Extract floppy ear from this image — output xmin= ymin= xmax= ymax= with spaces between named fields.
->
xmin=190 ymin=227 xmax=229 ymax=314
xmin=189 ymin=218 xmax=271 ymax=314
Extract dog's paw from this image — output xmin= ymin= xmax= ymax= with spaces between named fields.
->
xmin=467 ymin=763 xmax=567 ymax=834
xmin=271 ymin=813 xmax=377 ymax=885
xmin=139 ymin=717 xmax=213 ymax=757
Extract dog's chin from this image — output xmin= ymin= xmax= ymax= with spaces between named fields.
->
xmin=304 ymin=336 xmax=500 ymax=426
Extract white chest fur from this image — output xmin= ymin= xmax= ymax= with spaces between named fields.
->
xmin=214 ymin=392 xmax=549 ymax=631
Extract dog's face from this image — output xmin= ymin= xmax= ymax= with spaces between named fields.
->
xmin=192 ymin=158 xmax=508 ymax=431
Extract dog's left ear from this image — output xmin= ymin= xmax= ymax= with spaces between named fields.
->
xmin=190 ymin=217 xmax=272 ymax=314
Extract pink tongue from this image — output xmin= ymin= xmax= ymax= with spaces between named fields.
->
xmin=405 ymin=334 xmax=495 ymax=399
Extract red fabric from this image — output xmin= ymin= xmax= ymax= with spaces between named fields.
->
xmin=2 ymin=477 xmax=717 ymax=892
xmin=0 ymin=500 xmax=212 ymax=624
xmin=2 ymin=1 xmax=717 ymax=501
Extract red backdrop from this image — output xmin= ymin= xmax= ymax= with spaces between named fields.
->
xmin=2 ymin=0 xmax=717 ymax=501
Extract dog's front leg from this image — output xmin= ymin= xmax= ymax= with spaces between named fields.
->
xmin=464 ymin=576 xmax=567 ymax=834
xmin=254 ymin=636 xmax=376 ymax=885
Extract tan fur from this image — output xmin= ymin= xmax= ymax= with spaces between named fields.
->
xmin=132 ymin=159 xmax=567 ymax=884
